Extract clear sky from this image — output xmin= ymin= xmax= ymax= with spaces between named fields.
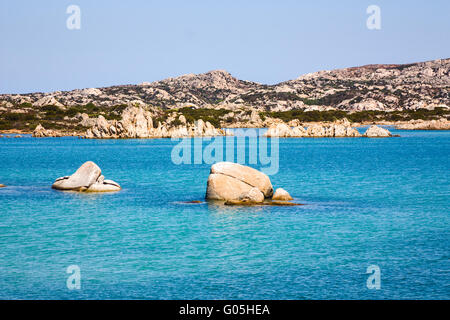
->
xmin=1 ymin=0 xmax=449 ymax=93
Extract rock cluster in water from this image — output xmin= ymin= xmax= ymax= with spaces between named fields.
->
xmin=264 ymin=119 xmax=392 ymax=138
xmin=85 ymin=106 xmax=227 ymax=139
xmin=264 ymin=119 xmax=361 ymax=137
xmin=396 ymin=118 xmax=450 ymax=130
xmin=52 ymin=161 xmax=121 ymax=192
xmin=363 ymin=125 xmax=392 ymax=137
xmin=32 ymin=124 xmax=64 ymax=137
xmin=205 ymin=162 xmax=296 ymax=205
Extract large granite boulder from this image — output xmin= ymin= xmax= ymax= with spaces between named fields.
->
xmin=206 ymin=162 xmax=273 ymax=202
xmin=363 ymin=125 xmax=392 ymax=137
xmin=52 ymin=161 xmax=121 ymax=192
xmin=206 ymin=173 xmax=257 ymax=201
xmin=211 ymin=162 xmax=273 ymax=196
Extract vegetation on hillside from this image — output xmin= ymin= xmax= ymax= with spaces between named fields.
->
xmin=0 ymin=102 xmax=448 ymax=132
xmin=0 ymin=103 xmax=127 ymax=131
xmin=262 ymin=107 xmax=450 ymax=123
xmin=176 ymin=107 xmax=229 ymax=127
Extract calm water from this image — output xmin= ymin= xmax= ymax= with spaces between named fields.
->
xmin=0 ymin=128 xmax=449 ymax=299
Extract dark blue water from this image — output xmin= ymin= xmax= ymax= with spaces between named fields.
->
xmin=0 ymin=129 xmax=449 ymax=299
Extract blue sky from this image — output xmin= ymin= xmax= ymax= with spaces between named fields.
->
xmin=1 ymin=0 xmax=449 ymax=93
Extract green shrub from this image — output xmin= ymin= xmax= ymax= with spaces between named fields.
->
xmin=176 ymin=107 xmax=229 ymax=127
xmin=261 ymin=108 xmax=450 ymax=123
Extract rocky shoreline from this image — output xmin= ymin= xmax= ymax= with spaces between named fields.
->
xmin=263 ymin=119 xmax=392 ymax=138
xmin=21 ymin=105 xmax=450 ymax=138
xmin=84 ymin=106 xmax=227 ymax=139
xmin=4 ymin=116 xmax=447 ymax=139
xmin=28 ymin=106 xmax=396 ymax=138
xmin=394 ymin=118 xmax=450 ymax=130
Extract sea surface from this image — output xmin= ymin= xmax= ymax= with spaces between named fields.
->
xmin=0 ymin=128 xmax=449 ymax=299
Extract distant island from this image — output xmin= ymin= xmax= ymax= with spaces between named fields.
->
xmin=1 ymin=58 xmax=449 ymax=137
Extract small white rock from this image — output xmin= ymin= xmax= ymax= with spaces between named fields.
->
xmin=272 ymin=188 xmax=293 ymax=201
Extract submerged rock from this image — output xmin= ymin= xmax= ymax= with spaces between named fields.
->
xmin=224 ymin=200 xmax=303 ymax=206
xmin=52 ymin=161 xmax=121 ymax=192
xmin=224 ymin=199 xmax=261 ymax=206
xmin=272 ymin=188 xmax=293 ymax=201
xmin=363 ymin=125 xmax=392 ymax=137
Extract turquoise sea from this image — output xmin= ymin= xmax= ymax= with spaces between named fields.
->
xmin=0 ymin=128 xmax=449 ymax=299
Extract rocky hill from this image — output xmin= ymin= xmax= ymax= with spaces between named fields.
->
xmin=2 ymin=58 xmax=449 ymax=111
xmin=1 ymin=58 xmax=449 ymax=133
